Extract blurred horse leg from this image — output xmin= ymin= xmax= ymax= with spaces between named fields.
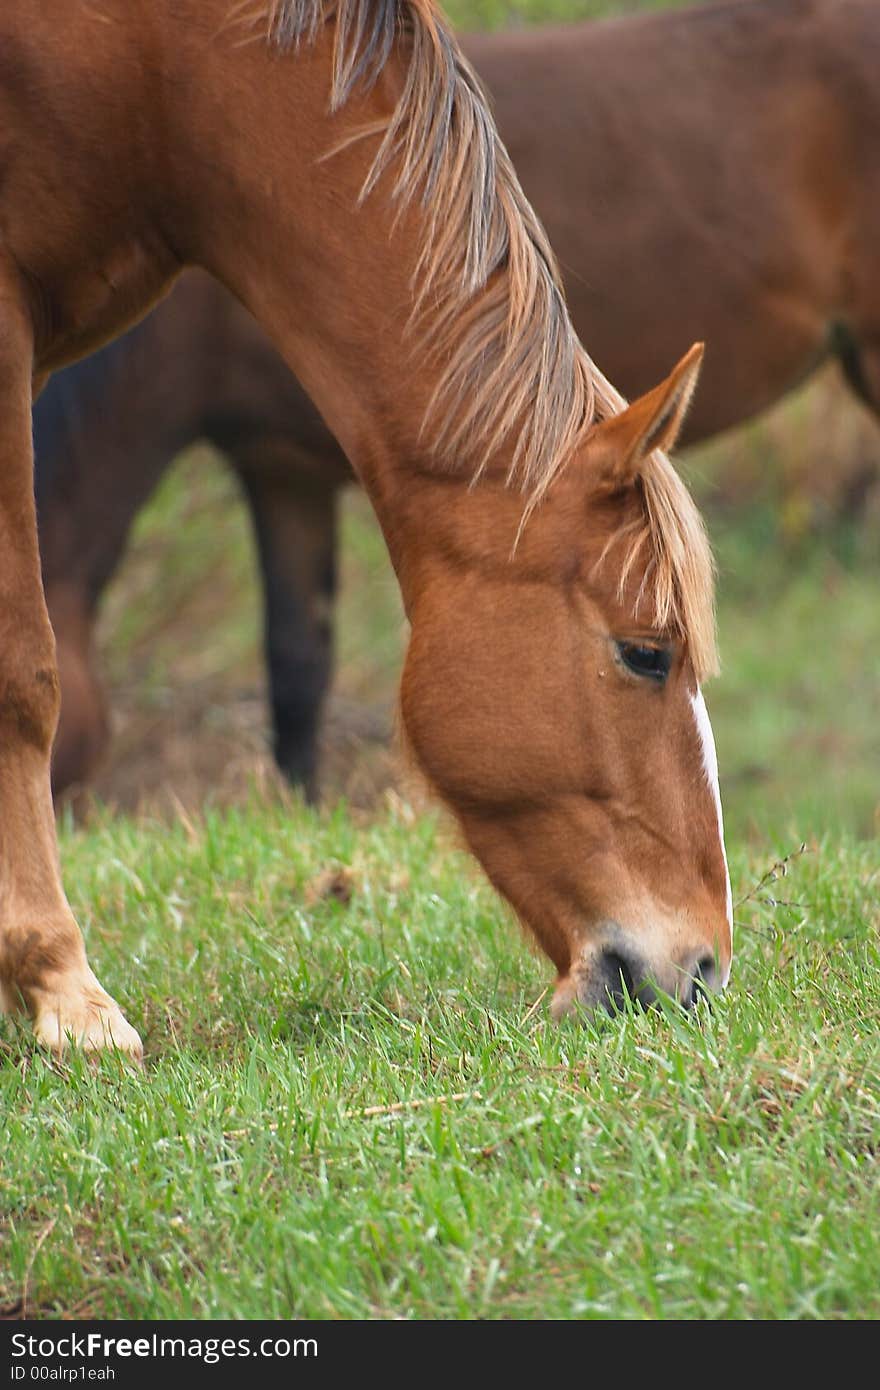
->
xmin=834 ymin=325 xmax=880 ymax=515
xmin=839 ymin=330 xmax=880 ymax=417
xmin=45 ymin=583 xmax=111 ymax=800
xmin=33 ymin=348 xmax=179 ymax=801
xmin=0 ymin=267 xmax=140 ymax=1053
xmin=832 ymin=144 xmax=880 ymax=511
xmin=238 ymin=464 xmax=338 ymax=800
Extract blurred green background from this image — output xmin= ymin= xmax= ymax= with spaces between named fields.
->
xmin=87 ymin=0 xmax=879 ymax=848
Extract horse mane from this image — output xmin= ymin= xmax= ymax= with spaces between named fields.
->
xmin=249 ymin=0 xmax=718 ymax=680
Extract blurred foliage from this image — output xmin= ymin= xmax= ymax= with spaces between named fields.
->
xmin=445 ymin=0 xmax=690 ymax=28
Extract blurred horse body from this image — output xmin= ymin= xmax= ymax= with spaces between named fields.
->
xmin=0 ymin=0 xmax=729 ymax=1055
xmin=37 ymin=273 xmax=348 ymax=800
xmin=38 ymin=0 xmax=880 ymax=800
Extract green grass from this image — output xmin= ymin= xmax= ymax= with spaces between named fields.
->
xmin=706 ymin=511 xmax=879 ymax=842
xmin=684 ymin=371 xmax=880 ymax=843
xmin=1 ymin=803 xmax=878 ymax=1319
xmin=444 ymin=0 xmax=690 ymax=29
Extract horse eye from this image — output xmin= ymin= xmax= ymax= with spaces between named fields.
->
xmin=615 ymin=642 xmax=673 ymax=683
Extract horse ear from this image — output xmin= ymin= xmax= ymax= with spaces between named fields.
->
xmin=593 ymin=342 xmax=704 ymax=488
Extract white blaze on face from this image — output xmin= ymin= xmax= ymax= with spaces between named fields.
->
xmin=690 ymin=688 xmax=733 ymax=961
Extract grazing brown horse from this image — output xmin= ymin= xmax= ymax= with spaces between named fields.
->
xmin=39 ymin=0 xmax=880 ymax=807
xmin=1 ymin=0 xmax=729 ymax=1058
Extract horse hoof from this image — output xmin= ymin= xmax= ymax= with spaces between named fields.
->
xmin=31 ymin=971 xmax=143 ymax=1062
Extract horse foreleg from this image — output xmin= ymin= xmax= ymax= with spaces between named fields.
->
xmin=0 ymin=276 xmax=141 ymax=1057
xmin=239 ymin=468 xmax=338 ymax=801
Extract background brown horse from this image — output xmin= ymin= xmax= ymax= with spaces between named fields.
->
xmin=37 ymin=273 xmax=349 ymax=801
xmin=38 ymin=0 xmax=880 ymax=800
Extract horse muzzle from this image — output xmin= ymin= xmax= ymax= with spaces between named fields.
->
xmin=551 ymin=918 xmax=730 ymax=1021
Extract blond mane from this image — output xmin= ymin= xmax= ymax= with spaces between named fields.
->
xmin=247 ymin=0 xmax=718 ymax=679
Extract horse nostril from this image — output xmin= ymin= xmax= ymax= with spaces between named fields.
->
xmin=598 ymin=951 xmax=630 ymax=1011
xmin=682 ymin=953 xmax=719 ymax=1010
xmin=597 ymin=949 xmax=656 ymax=1013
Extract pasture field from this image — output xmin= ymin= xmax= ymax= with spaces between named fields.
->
xmin=1 ymin=807 xmax=878 ymax=1319
xmin=2 ymin=0 xmax=879 ymax=1323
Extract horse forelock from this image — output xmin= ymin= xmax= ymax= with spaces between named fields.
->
xmin=597 ymin=449 xmax=719 ymax=685
xmin=640 ymin=452 xmax=718 ymax=683
xmin=256 ymin=0 xmax=717 ymax=680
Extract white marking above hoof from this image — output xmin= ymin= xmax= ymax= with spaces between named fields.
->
xmin=31 ymin=969 xmax=143 ymax=1061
